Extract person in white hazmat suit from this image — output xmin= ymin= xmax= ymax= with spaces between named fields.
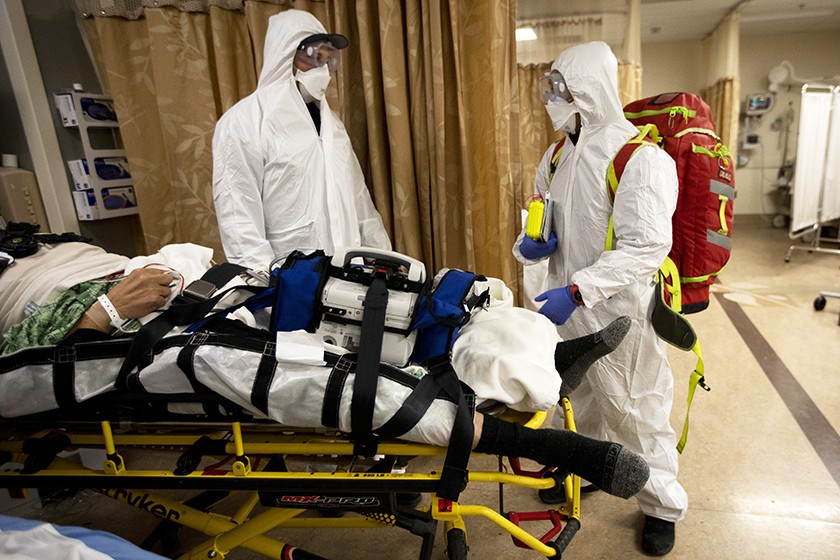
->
xmin=212 ymin=10 xmax=391 ymax=271
xmin=512 ymin=41 xmax=687 ymax=556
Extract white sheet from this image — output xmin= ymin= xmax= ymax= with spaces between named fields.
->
xmin=821 ymin=90 xmax=840 ymax=224
xmin=0 ymin=515 xmax=165 ymax=560
xmin=791 ymin=89 xmax=833 ymax=232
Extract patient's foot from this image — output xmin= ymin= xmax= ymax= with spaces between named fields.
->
xmin=555 ymin=316 xmax=631 ymax=397
xmin=474 ymin=414 xmax=649 ymax=499
xmin=532 ymin=430 xmax=648 ymax=499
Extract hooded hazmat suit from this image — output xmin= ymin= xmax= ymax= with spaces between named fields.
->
xmin=212 ymin=10 xmax=391 ymax=270
xmin=513 ymin=42 xmax=687 ymax=522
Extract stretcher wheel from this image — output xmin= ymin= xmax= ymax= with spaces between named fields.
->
xmin=814 ymin=296 xmax=826 ymax=311
xmin=446 ymin=528 xmax=468 ymax=560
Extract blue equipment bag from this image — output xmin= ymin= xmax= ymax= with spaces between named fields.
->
xmin=268 ymin=250 xmax=332 ymax=333
xmin=409 ymin=269 xmax=489 ymax=364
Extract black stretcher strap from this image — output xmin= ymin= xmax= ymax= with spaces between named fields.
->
xmin=322 ymin=354 xmax=356 ymax=429
xmin=118 ymin=262 xmax=260 ymax=388
xmin=202 ymin=262 xmax=248 ymax=287
xmin=425 ymin=355 xmax=474 ymax=502
xmin=0 ymin=338 xmax=132 ymax=374
xmin=53 ymin=345 xmax=78 ymax=409
xmin=175 ymin=332 xmax=225 ymax=417
xmin=374 ymin=373 xmax=443 ymax=439
xmin=116 ymin=284 xmax=261 ymax=390
xmin=351 ymin=271 xmax=389 ymax=457
xmin=249 ymin=341 xmax=277 ymax=415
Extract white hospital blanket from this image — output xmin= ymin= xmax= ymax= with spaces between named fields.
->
xmin=453 ymin=278 xmax=561 ymax=412
xmin=0 ymin=514 xmax=166 ymax=560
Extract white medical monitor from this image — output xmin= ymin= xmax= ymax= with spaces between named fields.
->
xmin=745 ymin=93 xmax=774 ymax=115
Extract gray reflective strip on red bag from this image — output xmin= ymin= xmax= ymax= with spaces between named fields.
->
xmin=707 ymin=229 xmax=731 ymax=250
xmin=709 ymin=179 xmax=735 ymax=200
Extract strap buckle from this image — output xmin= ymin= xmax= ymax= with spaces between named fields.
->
xmin=177 ymin=279 xmax=217 ymax=304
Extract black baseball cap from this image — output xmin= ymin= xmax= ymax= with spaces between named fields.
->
xmin=299 ymin=33 xmax=348 ymax=50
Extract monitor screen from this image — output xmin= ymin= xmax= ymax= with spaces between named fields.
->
xmin=746 ymin=93 xmax=774 ymax=115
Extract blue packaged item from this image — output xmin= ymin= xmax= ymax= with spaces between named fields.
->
xmin=80 ymin=97 xmax=117 ymax=121
xmin=94 ymin=158 xmax=131 ymax=181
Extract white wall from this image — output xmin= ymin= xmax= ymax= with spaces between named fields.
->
xmin=640 ymin=40 xmax=704 ymax=99
xmin=642 ymin=29 xmax=840 ymax=217
xmin=737 ymin=30 xmax=840 ymax=219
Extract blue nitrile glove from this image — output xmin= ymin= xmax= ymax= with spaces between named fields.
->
xmin=520 ymin=232 xmax=558 ymax=260
xmin=535 ymin=285 xmax=579 ymax=325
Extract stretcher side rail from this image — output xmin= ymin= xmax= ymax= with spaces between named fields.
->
xmin=0 ymin=402 xmax=581 ymax=559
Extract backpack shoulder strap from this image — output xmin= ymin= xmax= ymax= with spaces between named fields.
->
xmin=604 ymin=124 xmax=660 ymax=251
xmin=547 ymin=137 xmax=566 ymax=183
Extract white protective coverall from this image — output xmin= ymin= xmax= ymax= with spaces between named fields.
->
xmin=212 ymin=10 xmax=391 ymax=270
xmin=513 ymin=42 xmax=687 ymax=522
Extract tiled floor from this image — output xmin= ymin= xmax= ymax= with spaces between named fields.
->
xmin=2 ymin=219 xmax=839 ymax=559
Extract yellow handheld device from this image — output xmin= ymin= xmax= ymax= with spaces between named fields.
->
xmin=525 ymin=196 xmax=545 ymax=240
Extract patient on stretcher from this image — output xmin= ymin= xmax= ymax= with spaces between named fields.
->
xmin=0 ymin=239 xmax=649 ymax=499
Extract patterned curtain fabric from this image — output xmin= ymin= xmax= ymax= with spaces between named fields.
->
xmin=325 ymin=1 xmax=522 ymax=286
xmin=515 ymin=17 xmax=603 ymax=66
xmin=74 ymin=0 xmax=284 ymax=20
xmin=701 ymin=8 xmax=740 ymax=152
xmin=701 ymin=78 xmax=738 ymax=150
xmin=516 ymin=63 xmax=560 ymax=204
xmin=617 ymin=62 xmax=641 ymax=106
xmin=617 ymin=0 xmax=641 ymax=105
xmin=78 ymin=0 xmax=522 ymax=292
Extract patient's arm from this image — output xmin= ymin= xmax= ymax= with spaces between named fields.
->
xmin=70 ymin=268 xmax=174 ymax=334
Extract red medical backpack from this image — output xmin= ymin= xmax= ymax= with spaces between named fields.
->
xmin=620 ymin=92 xmax=735 ymax=314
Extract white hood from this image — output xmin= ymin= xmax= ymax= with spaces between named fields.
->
xmin=551 ymin=41 xmax=629 ymax=130
xmin=257 ymin=10 xmax=327 ymax=88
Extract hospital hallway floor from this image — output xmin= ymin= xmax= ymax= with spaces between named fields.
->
xmin=1 ymin=218 xmax=839 ymax=559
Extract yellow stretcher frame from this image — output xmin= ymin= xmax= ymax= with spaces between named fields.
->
xmin=0 ymin=399 xmax=581 ymax=560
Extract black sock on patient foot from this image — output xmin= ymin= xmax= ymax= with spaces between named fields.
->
xmin=474 ymin=414 xmax=649 ymax=499
xmin=555 ymin=316 xmax=631 ymax=397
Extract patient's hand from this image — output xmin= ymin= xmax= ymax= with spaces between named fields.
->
xmin=108 ymin=268 xmax=175 ymax=318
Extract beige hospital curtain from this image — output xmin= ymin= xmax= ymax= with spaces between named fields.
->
xmin=517 ymin=63 xmax=560 ymax=202
xmin=78 ymin=0 xmax=521 ymax=288
xmin=326 ymin=1 xmax=521 ymax=287
xmin=77 ymin=0 xmax=326 ymax=256
xmin=700 ymin=8 xmax=740 ymax=152
xmin=617 ymin=0 xmax=641 ymax=105
xmin=516 ymin=17 xmax=602 ymax=66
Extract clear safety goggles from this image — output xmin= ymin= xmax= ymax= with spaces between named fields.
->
xmin=538 ymin=70 xmax=572 ymax=104
xmin=296 ymin=41 xmax=341 ymax=73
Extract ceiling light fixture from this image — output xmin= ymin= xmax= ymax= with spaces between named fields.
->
xmin=516 ymin=26 xmax=537 ymax=42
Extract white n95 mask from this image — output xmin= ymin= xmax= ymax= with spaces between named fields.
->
xmin=296 ymin=65 xmax=331 ymax=102
xmin=545 ymin=98 xmax=579 ymax=134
